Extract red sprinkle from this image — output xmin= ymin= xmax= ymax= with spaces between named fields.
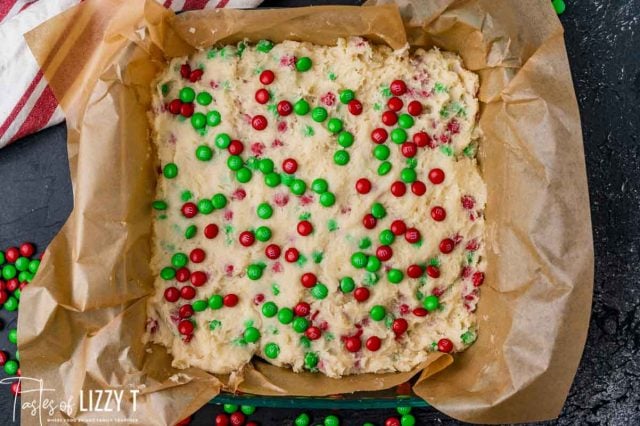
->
xmin=254 ymin=293 xmax=265 ymax=305
xmin=180 ymin=102 xmax=194 ymax=118
xmin=426 ymin=265 xmax=440 ymax=278
xmin=178 ymin=320 xmax=193 ymax=335
xmin=407 ymin=100 xmax=423 ymax=116
xmin=277 ymin=100 xmax=293 ymax=116
xmin=376 ymin=245 xmax=393 ymax=261
xmin=411 ymin=181 xmax=426 ymax=196
xmin=228 ymin=139 xmax=244 ymax=155
xmin=344 ymin=336 xmax=361 ymax=353
xmin=438 ymin=338 xmax=453 ymax=353
xmin=305 ymin=326 xmax=322 ymax=340
xmin=371 ymin=128 xmax=388 ymax=144
xmin=429 ymin=168 xmax=445 ymax=184
xmin=431 ymin=206 xmax=447 ymax=221
xmin=390 ymin=80 xmax=407 ymax=96
xmin=362 ymin=214 xmax=377 ymax=229
xmin=239 ymin=231 xmax=255 ymax=247
xmin=392 ymin=318 xmax=408 ymax=335
xmin=366 ymin=336 xmax=381 ymax=351
xmin=300 ymin=272 xmax=317 ymax=288
xmin=179 ymin=304 xmax=194 ymax=319
xmin=259 ymin=70 xmax=275 ymax=85
xmin=189 ymin=69 xmax=203 ymax=82
xmin=413 ymin=131 xmax=431 ymax=147
xmin=189 ymin=248 xmax=205 ymax=263
xmin=390 ymin=181 xmax=407 ymax=197
xmin=390 ymin=220 xmax=406 ymax=235
xmin=472 ymin=271 xmax=485 ymax=287
xmin=413 ymin=307 xmax=428 ymax=317
xmin=294 ymin=302 xmax=311 ymax=316
xmin=461 ymin=195 xmax=476 ymax=210
xmin=265 ymin=244 xmax=281 ymax=260
xmin=204 ymin=224 xmax=219 ymax=239
xmin=355 ymin=178 xmax=372 ymax=194
xmin=181 ymin=202 xmax=197 ymax=218
xmin=348 ymin=99 xmax=363 ymax=115
xmin=407 ymin=264 xmax=423 ymax=278
xmin=401 ymin=142 xmax=417 ymax=158
xmin=164 ymin=287 xmax=180 ymax=302
xmin=387 ymin=97 xmax=403 ymax=111
xmin=223 ymin=294 xmax=239 ymax=307
xmin=251 ymin=115 xmax=268 ymax=130
xmin=285 ymin=248 xmax=299 ymax=263
xmin=354 ymin=287 xmax=370 ymax=302
xmin=405 ymin=228 xmax=421 ymax=244
xmin=381 ymin=111 xmax=398 ymax=126
xmin=282 ymin=158 xmax=298 ymax=174
xmin=297 ymin=221 xmax=313 ymax=236
xmin=255 ymin=88 xmax=270 ymax=104
xmin=439 ymin=238 xmax=455 ymax=254
xmin=190 ymin=271 xmax=207 ymax=287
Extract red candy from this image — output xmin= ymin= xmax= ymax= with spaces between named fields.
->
xmin=10 ymin=382 xmax=21 ymax=396
xmin=282 ymin=158 xmax=298 ymax=174
xmin=19 ymin=243 xmax=35 ymax=257
xmin=215 ymin=414 xmax=229 ymax=426
xmin=294 ymin=302 xmax=311 ymax=316
xmin=284 ymin=247 xmax=299 ymax=263
xmin=355 ymin=178 xmax=372 ymax=194
xmin=371 ymin=128 xmax=388 ymax=144
xmin=180 ymin=102 xmax=194 ymax=117
xmin=251 ymin=115 xmax=268 ymax=130
xmin=228 ymin=139 xmax=244 ymax=155
xmin=362 ymin=214 xmax=377 ymax=229
xmin=179 ymin=304 xmax=194 ymax=319
xmin=390 ymin=220 xmax=406 ymax=235
xmin=344 ymin=336 xmax=361 ymax=353
xmin=300 ymin=272 xmax=317 ymax=288
xmin=178 ymin=320 xmax=194 ymax=335
xmin=347 ymin=99 xmax=363 ymax=115
xmin=259 ymin=69 xmax=275 ymax=85
xmin=223 ymin=294 xmax=239 ymax=307
xmin=181 ymin=202 xmax=197 ymax=218
xmin=431 ymin=206 xmax=447 ymax=221
xmin=297 ymin=220 xmax=313 ymax=236
xmin=0 ymin=290 xmax=7 ymax=305
xmin=387 ymin=97 xmax=403 ymax=111
xmin=389 ymin=80 xmax=407 ymax=96
xmin=426 ymin=265 xmax=440 ymax=278
xmin=385 ymin=417 xmax=401 ymax=426
xmin=406 ymin=264 xmax=423 ymax=278
xmin=6 ymin=278 xmax=18 ymax=292
xmin=401 ymin=142 xmax=417 ymax=158
xmin=472 ymin=271 xmax=485 ymax=287
xmin=189 ymin=69 xmax=203 ymax=82
xmin=190 ymin=271 xmax=207 ymax=287
xmin=405 ymin=228 xmax=421 ymax=244
xmin=168 ymin=99 xmax=182 ymax=115
xmin=175 ymin=268 xmax=190 ymax=283
xmin=439 ymin=238 xmax=455 ymax=254
xmin=413 ymin=131 xmax=431 ymax=147
xmin=164 ymin=287 xmax=180 ymax=302
xmin=229 ymin=412 xmax=245 ymax=426
xmin=189 ymin=248 xmax=205 ymax=263
xmin=180 ymin=64 xmax=191 ymax=79
xmin=5 ymin=247 xmax=19 ymax=263
xmin=354 ymin=287 xmax=370 ymax=302
xmin=428 ymin=168 xmax=445 ymax=184
xmin=413 ymin=307 xmax=428 ymax=317
xmin=381 ymin=111 xmax=397 ymax=126
xmin=407 ymin=100 xmax=423 ymax=116
xmin=305 ymin=326 xmax=322 ymax=340
xmin=376 ymin=245 xmax=393 ymax=261
xmin=0 ymin=351 xmax=8 ymax=366
xmin=277 ymin=100 xmax=293 ymax=116
xmin=204 ymin=224 xmax=219 ymax=239
xmin=390 ymin=181 xmax=406 ymax=197
xmin=392 ymin=318 xmax=408 ymax=335
xmin=437 ymin=338 xmax=453 ymax=353
xmin=255 ymin=88 xmax=270 ymax=104
xmin=366 ymin=336 xmax=381 ymax=351
xmin=239 ymin=231 xmax=255 ymax=247
xmin=411 ymin=181 xmax=426 ymax=196
xmin=265 ymin=244 xmax=281 ymax=259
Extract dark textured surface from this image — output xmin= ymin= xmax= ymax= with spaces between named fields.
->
xmin=1 ymin=0 xmax=639 ymax=424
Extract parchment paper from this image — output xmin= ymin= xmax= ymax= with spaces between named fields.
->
xmin=19 ymin=0 xmax=593 ymax=424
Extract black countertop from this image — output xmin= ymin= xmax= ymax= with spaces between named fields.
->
xmin=1 ymin=0 xmax=639 ymax=424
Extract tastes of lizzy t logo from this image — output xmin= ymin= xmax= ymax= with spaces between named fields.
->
xmin=0 ymin=377 xmax=140 ymax=424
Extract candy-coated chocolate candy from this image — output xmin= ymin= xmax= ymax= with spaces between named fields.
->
xmin=285 ymin=247 xmax=299 ymax=262
xmin=344 ymin=336 xmax=361 ymax=352
xmin=19 ymin=243 xmax=34 ymax=258
xmin=397 ymin=113 xmax=414 ymax=129
xmin=411 ymin=181 xmax=426 ymax=195
xmin=371 ymin=128 xmax=388 ymax=144
xmin=439 ymin=238 xmax=455 ymax=253
xmin=255 ymin=88 xmax=270 ymax=104
xmin=392 ymin=318 xmax=408 ymax=335
xmin=379 ymin=229 xmax=395 ymax=245
xmin=179 ymin=87 xmax=195 ymax=103
xmin=282 ymin=158 xmax=298 ymax=174
xmin=333 ymin=150 xmax=350 ymax=165
xmin=163 ymin=163 xmax=178 ymax=179
xmin=319 ymin=192 xmax=336 ymax=207
xmin=311 ymin=283 xmax=328 ymax=299
xmin=294 ymin=99 xmax=310 ymax=115
xmin=178 ymin=320 xmax=193 ymax=335
xmin=413 ymin=131 xmax=431 ymax=147
xmin=340 ymin=277 xmax=355 ymax=293
xmin=373 ymin=144 xmax=390 ymax=160
xmin=196 ymin=91 xmax=212 ymax=106
xmin=390 ymin=128 xmax=407 ymax=144
xmin=407 ymin=100 xmax=422 ymax=116
xmin=277 ymin=100 xmax=293 ymax=116
xmin=355 ymin=178 xmax=371 ymax=194
xmin=390 ymin=181 xmax=406 ymax=197
xmin=164 ymin=287 xmax=180 ymax=302
xmin=405 ymin=228 xmax=421 ymax=244
xmin=431 ymin=206 xmax=446 ymax=221
xmin=362 ymin=214 xmax=377 ymax=229
xmin=390 ymin=80 xmax=407 ymax=96
xmin=347 ymin=99 xmax=363 ymax=115
xmin=180 ymin=102 xmax=194 ymax=117
xmin=354 ymin=287 xmax=370 ymax=302
xmin=312 ymin=107 xmax=328 ymax=122
xmin=429 ymin=168 xmax=445 ymax=184
xmin=297 ymin=220 xmax=313 ymax=236
xmin=339 ymin=89 xmax=355 ymax=104
xmin=407 ymin=264 xmax=423 ymax=278
xmin=239 ymin=231 xmax=255 ymax=247
xmin=369 ymin=305 xmax=386 ymax=321
xmin=204 ymin=224 xmax=219 ymax=239
xmin=423 ymin=295 xmax=440 ymax=311
xmin=195 ymin=145 xmax=213 ymax=161
xmin=244 ymin=327 xmax=261 ymax=343
xmin=387 ymin=97 xmax=403 ymax=111
xmin=387 ymin=268 xmax=404 ymax=283
xmin=350 ymin=252 xmax=368 ymax=269
xmin=296 ymin=57 xmax=312 ymax=72
xmin=437 ymin=338 xmax=453 ymax=353
xmin=252 ymin=115 xmax=268 ymax=130
xmin=265 ymin=342 xmax=280 ymax=359
xmin=376 ymin=245 xmax=393 ymax=261
xmin=179 ymin=305 xmax=194 ymax=319
xmin=262 ymin=301 xmax=278 ymax=317
xmin=301 ymin=272 xmax=317 ymax=288
xmin=260 ymin=69 xmax=275 ymax=84
xmin=223 ymin=293 xmax=239 ymax=307
xmin=215 ymin=133 xmax=231 ymax=149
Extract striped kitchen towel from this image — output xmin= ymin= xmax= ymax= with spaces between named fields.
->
xmin=0 ymin=0 xmax=263 ymax=150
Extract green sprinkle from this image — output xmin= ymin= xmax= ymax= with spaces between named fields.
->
xmin=160 ymin=83 xmax=169 ymax=95
xmin=327 ymin=219 xmax=339 ymax=231
xmin=304 ymin=352 xmax=319 ymax=369
xmin=299 ymin=212 xmax=311 ymax=220
xmin=434 ymin=82 xmax=448 ymax=93
xmin=363 ymin=272 xmax=380 ymax=286
xmin=440 ymin=145 xmax=454 ymax=156
xmin=380 ymin=86 xmax=392 ymax=98
xmin=311 ymin=251 xmax=324 ymax=264
xmin=359 ymin=237 xmax=372 ymax=249
xmin=373 ymin=103 xmax=382 ymax=111
xmin=304 ymin=125 xmax=315 ymax=137
xmin=256 ymin=39 xmax=274 ymax=53
xmin=461 ymin=330 xmax=477 ymax=344
xmin=271 ymin=283 xmax=280 ymax=296
xmin=328 ymin=72 xmax=337 ymax=81
xmin=296 ymin=253 xmax=308 ymax=266
xmin=299 ymin=336 xmax=311 ymax=348
xmin=181 ymin=190 xmax=193 ymax=201
xmin=463 ymin=144 xmax=476 ymax=157
xmin=406 ymin=157 xmax=418 ymax=168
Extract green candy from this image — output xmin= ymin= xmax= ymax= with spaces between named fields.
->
xmin=206 ymin=110 xmax=222 ymax=127
xmin=171 ymin=253 xmax=188 ymax=268
xmin=552 ymin=0 xmax=566 ymax=14
xmin=370 ymin=305 xmax=386 ymax=321
xmin=340 ymin=277 xmax=355 ymax=293
xmin=333 ymin=150 xmax=350 ymax=166
xmin=215 ymin=133 xmax=231 ymax=149
xmin=401 ymin=167 xmax=417 ymax=183
xmin=255 ymin=226 xmax=272 ymax=242
xmin=14 ymin=289 xmax=21 ymax=300
xmin=379 ymin=229 xmax=395 ymax=245
xmin=296 ymin=57 xmax=312 ymax=72
xmin=8 ymin=329 xmax=17 ymax=344
xmin=311 ymin=283 xmax=328 ymax=299
xmin=179 ymin=87 xmax=195 ymax=103
xmin=15 ymin=257 xmax=29 ymax=272
xmin=192 ymin=300 xmax=207 ymax=312
xmin=262 ymin=301 xmax=278 ymax=317
xmin=195 ymin=145 xmax=213 ymax=161
xmin=377 ymin=161 xmax=392 ymax=176
xmin=423 ymin=295 xmax=440 ymax=311
xmin=227 ymin=155 xmax=243 ymax=171
xmin=196 ymin=91 xmax=212 ymax=106
xmin=292 ymin=317 xmax=309 ymax=333
xmin=398 ymin=113 xmax=414 ymax=129
xmin=304 ymin=352 xmax=319 ymax=369
xmin=191 ymin=112 xmax=206 ymax=129
xmin=258 ymin=158 xmax=274 ymax=173
xmin=198 ymin=199 xmax=214 ymax=214
xmin=247 ymin=264 xmax=264 ymax=280
xmin=28 ymin=259 xmax=40 ymax=274
xmin=265 ymin=172 xmax=281 ymax=187
xmin=236 ymin=167 xmax=252 ymax=183
xmin=163 ymin=163 xmax=178 ymax=179
xmin=4 ymin=297 xmax=18 ymax=312
xmin=373 ymin=144 xmax=390 ymax=161
xmin=391 ymin=128 xmax=408 ymax=144
xmin=264 ymin=342 xmax=280 ymax=359
xmin=401 ymin=414 xmax=416 ymax=426
xmin=371 ymin=202 xmax=386 ymax=219
xmin=291 ymin=179 xmax=307 ymax=196
xmin=312 ymin=107 xmax=328 ymax=122
xmin=311 ymin=178 xmax=329 ymax=194
xmin=388 ymin=268 xmax=404 ymax=284
xmin=240 ymin=405 xmax=256 ymax=415
xmin=337 ymin=131 xmax=354 ymax=148
xmin=339 ymin=89 xmax=355 ymax=104
xmin=4 ymin=360 xmax=18 ymax=375
xmin=295 ymin=413 xmax=311 ymax=426
xmin=185 ymin=225 xmax=197 ymax=239
xmin=278 ymin=307 xmax=294 ymax=324
xmin=256 ymin=39 xmax=274 ymax=53
xmin=365 ymin=256 xmax=381 ymax=272
xmin=351 ymin=252 xmax=367 ymax=269
xmin=208 ymin=294 xmax=224 ymax=309
xmin=211 ymin=193 xmax=228 ymax=209
xmin=0 ymin=252 xmax=4 ymax=265
xmin=319 ymin=192 xmax=336 ymax=207
xmin=324 ymin=415 xmax=340 ymax=426
xmin=294 ymin=99 xmax=310 ymax=115
xmin=397 ymin=406 xmax=412 ymax=415
xmin=223 ymin=404 xmax=238 ymax=414
xmin=244 ymin=327 xmax=261 ymax=343
xmin=257 ymin=202 xmax=273 ymax=219
xmin=327 ymin=118 xmax=343 ymax=134
xmin=17 ymin=271 xmax=31 ymax=284
xmin=160 ymin=267 xmax=175 ymax=280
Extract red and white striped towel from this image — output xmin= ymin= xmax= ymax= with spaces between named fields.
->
xmin=0 ymin=0 xmax=263 ymax=150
